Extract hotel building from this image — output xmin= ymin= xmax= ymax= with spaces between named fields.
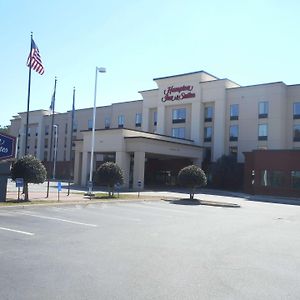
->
xmin=9 ymin=71 xmax=300 ymax=196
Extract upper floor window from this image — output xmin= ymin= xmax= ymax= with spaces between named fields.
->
xmin=88 ymin=119 xmax=93 ymax=130
xmin=105 ymin=117 xmax=110 ymax=129
xmin=118 ymin=115 xmax=125 ymax=128
xmin=65 ymin=123 xmax=68 ymax=134
xmin=35 ymin=128 xmax=38 ymax=136
xmin=229 ymin=125 xmax=238 ymax=141
xmin=258 ymin=124 xmax=268 ymax=141
xmin=172 ymin=108 xmax=186 ymax=124
xmin=204 ymin=126 xmax=212 ymax=142
xmin=258 ymin=101 xmax=268 ymax=118
xmin=293 ymin=125 xmax=300 ymax=142
xmin=73 ymin=121 xmax=78 ymax=132
xmin=44 ymin=138 xmax=48 ymax=149
xmin=204 ymin=106 xmax=213 ymax=122
xmin=27 ymin=127 xmax=31 ymax=137
xmin=230 ymin=104 xmax=239 ymax=120
xmin=293 ymin=102 xmax=300 ymax=119
xmin=153 ymin=111 xmax=157 ymax=126
xmin=135 ymin=113 xmax=142 ymax=127
xmin=172 ymin=127 xmax=185 ymax=139
xmin=229 ymin=146 xmax=238 ymax=160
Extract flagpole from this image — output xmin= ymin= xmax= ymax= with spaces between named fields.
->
xmin=46 ymin=77 xmax=57 ymax=198
xmin=67 ymin=87 xmax=75 ymax=196
xmin=24 ymin=32 xmax=33 ymax=156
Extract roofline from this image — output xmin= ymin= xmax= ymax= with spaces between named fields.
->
xmin=138 ymin=88 xmax=159 ymax=93
xmin=226 ymin=81 xmax=285 ymax=90
xmin=80 ymin=127 xmax=195 ymax=142
xmin=153 ymin=70 xmax=219 ymax=81
xmin=124 ymin=136 xmax=204 ymax=149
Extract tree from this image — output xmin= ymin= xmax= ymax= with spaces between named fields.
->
xmin=177 ymin=165 xmax=207 ymax=200
xmin=96 ymin=162 xmax=124 ymax=197
xmin=211 ymin=154 xmax=243 ymax=190
xmin=11 ymin=155 xmax=47 ymax=201
xmin=0 ymin=125 xmax=10 ymax=135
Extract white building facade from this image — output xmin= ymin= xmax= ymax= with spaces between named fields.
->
xmin=9 ymin=71 xmax=300 ymax=189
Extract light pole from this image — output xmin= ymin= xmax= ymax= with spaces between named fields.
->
xmin=52 ymin=124 xmax=58 ymax=180
xmin=88 ymin=67 xmax=106 ymax=195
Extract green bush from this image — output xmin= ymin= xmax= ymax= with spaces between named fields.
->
xmin=11 ymin=155 xmax=47 ymax=201
xmin=96 ymin=162 xmax=124 ymax=197
xmin=178 ymin=165 xmax=207 ymax=199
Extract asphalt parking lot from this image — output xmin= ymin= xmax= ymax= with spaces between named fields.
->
xmin=0 ymin=198 xmax=300 ymax=300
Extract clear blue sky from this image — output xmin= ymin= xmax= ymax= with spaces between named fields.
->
xmin=1 ymin=0 xmax=300 ymax=126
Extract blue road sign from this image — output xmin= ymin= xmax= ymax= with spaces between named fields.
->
xmin=0 ymin=133 xmax=16 ymax=161
xmin=16 ymin=178 xmax=24 ymax=188
xmin=57 ymin=182 xmax=62 ymax=192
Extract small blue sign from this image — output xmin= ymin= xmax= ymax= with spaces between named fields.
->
xmin=16 ymin=178 xmax=24 ymax=188
xmin=0 ymin=133 xmax=16 ymax=161
xmin=57 ymin=182 xmax=62 ymax=192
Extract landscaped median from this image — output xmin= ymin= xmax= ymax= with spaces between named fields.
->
xmin=1 ymin=192 xmax=240 ymax=208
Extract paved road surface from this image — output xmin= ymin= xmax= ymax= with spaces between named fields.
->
xmin=0 ymin=198 xmax=300 ymax=299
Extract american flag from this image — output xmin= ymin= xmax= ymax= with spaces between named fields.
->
xmin=26 ymin=39 xmax=44 ymax=75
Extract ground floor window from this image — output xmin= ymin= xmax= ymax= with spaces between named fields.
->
xmin=260 ymin=170 xmax=285 ymax=187
xmin=291 ymin=171 xmax=300 ymax=189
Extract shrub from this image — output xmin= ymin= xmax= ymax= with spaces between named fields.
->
xmin=96 ymin=162 xmax=124 ymax=197
xmin=11 ymin=155 xmax=47 ymax=201
xmin=178 ymin=165 xmax=207 ymax=199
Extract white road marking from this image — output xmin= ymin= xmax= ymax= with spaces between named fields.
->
xmin=15 ymin=212 xmax=98 ymax=227
xmin=0 ymin=226 xmax=34 ymax=236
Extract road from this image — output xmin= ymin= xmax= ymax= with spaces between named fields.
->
xmin=0 ymin=198 xmax=300 ymax=299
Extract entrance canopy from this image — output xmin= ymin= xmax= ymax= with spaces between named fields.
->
xmin=74 ymin=128 xmax=204 ymax=189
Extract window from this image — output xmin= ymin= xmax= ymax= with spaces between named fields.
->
xmin=34 ymin=138 xmax=38 ymax=149
xmin=44 ymin=151 xmax=48 ymax=161
xmin=88 ymin=119 xmax=93 ymax=130
xmin=293 ymin=102 xmax=300 ymax=119
xmin=258 ymin=101 xmax=268 ymax=118
xmin=135 ymin=113 xmax=142 ymax=127
xmin=35 ymin=128 xmax=38 ymax=136
xmin=229 ymin=125 xmax=238 ymax=141
xmin=293 ymin=125 xmax=300 ymax=142
xmin=118 ymin=115 xmax=125 ymax=128
xmin=229 ymin=146 xmax=238 ymax=159
xmin=204 ymin=106 xmax=213 ymax=122
xmin=291 ymin=171 xmax=300 ymax=189
xmin=172 ymin=127 xmax=185 ymax=138
xmin=65 ymin=123 xmax=68 ymax=134
xmin=230 ymin=104 xmax=239 ymax=120
xmin=204 ymin=126 xmax=212 ymax=142
xmin=64 ymin=137 xmax=67 ymax=148
xmin=44 ymin=138 xmax=48 ymax=148
xmin=73 ymin=121 xmax=78 ymax=132
xmin=105 ymin=117 xmax=110 ymax=129
xmin=45 ymin=125 xmax=49 ymax=136
xmin=172 ymin=108 xmax=186 ymax=123
xmin=261 ymin=170 xmax=285 ymax=187
xmin=153 ymin=111 xmax=157 ymax=126
xmin=258 ymin=124 xmax=268 ymax=141
xmin=27 ymin=127 xmax=31 ymax=137
xmin=63 ymin=150 xmax=66 ymax=161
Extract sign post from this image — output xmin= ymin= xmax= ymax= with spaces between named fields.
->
xmin=137 ymin=180 xmax=142 ymax=198
xmin=57 ymin=182 xmax=62 ymax=202
xmin=15 ymin=178 xmax=24 ymax=201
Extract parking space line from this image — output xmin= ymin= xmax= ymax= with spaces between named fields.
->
xmin=15 ymin=212 xmax=98 ymax=227
xmin=0 ymin=226 xmax=34 ymax=236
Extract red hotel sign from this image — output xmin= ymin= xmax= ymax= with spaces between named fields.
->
xmin=161 ymin=85 xmax=195 ymax=102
